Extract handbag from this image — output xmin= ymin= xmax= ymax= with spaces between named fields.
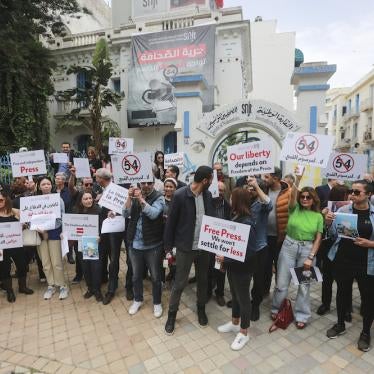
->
xmin=23 ymin=229 xmax=42 ymax=246
xmin=269 ymin=298 xmax=294 ymax=333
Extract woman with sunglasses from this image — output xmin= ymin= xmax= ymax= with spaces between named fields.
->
xmin=152 ymin=151 xmax=165 ymax=181
xmin=0 ymin=191 xmax=33 ymax=302
xmin=36 ymin=177 xmax=68 ymax=300
xmin=271 ymin=170 xmax=323 ymax=329
xmin=326 ymin=180 xmax=374 ymax=352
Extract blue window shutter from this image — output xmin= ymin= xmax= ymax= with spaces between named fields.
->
xmin=309 ymin=106 xmax=317 ymax=134
xmin=184 ymin=111 xmax=190 ymax=138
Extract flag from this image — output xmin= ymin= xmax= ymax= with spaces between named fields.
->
xmin=215 ymin=0 xmax=224 ymax=8
xmin=76 ymin=227 xmax=84 ymax=235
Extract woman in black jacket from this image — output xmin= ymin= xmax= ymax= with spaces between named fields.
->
xmin=216 ymin=187 xmax=257 ymax=351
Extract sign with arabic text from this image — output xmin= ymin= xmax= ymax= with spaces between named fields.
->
xmin=322 ymin=152 xmax=367 ymax=181
xmin=164 ymin=152 xmax=184 ymax=168
xmin=198 ymin=99 xmax=301 ymax=139
xmin=279 ymin=132 xmax=334 ymax=168
xmin=20 ymin=194 xmax=61 ymax=223
xmin=0 ymin=222 xmax=23 ymax=250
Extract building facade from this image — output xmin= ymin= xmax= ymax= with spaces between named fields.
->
xmin=326 ymin=69 xmax=374 ymax=172
xmin=46 ymin=0 xmax=335 ymax=179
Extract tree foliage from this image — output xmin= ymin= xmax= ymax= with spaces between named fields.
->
xmin=0 ymin=0 xmax=84 ymax=153
xmin=56 ymin=38 xmax=124 ymax=155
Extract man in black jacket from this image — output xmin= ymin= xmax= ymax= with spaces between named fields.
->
xmin=164 ymin=166 xmax=215 ymax=335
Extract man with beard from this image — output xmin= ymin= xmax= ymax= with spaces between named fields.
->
xmin=164 ymin=166 xmax=215 ymax=335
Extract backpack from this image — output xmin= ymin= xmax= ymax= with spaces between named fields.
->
xmin=269 ymin=298 xmax=294 ymax=333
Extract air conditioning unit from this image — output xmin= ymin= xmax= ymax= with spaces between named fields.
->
xmin=344 ymin=138 xmax=351 ymax=143
xmin=339 ymin=126 xmax=345 ymax=131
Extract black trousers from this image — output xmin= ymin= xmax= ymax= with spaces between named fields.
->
xmin=82 ymin=257 xmax=102 ymax=293
xmin=334 ymin=264 xmax=374 ymax=334
xmin=24 ymin=246 xmax=45 ymax=279
xmin=227 ymin=268 xmax=252 ymax=329
xmin=264 ymin=236 xmax=282 ymax=294
xmin=251 ymin=248 xmax=267 ymax=306
xmin=101 ymin=232 xmax=123 ymax=294
xmin=0 ymin=247 xmax=27 ymax=280
xmin=73 ymin=242 xmax=83 ymax=279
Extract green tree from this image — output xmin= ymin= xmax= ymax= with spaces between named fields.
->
xmin=0 ymin=0 xmax=85 ymax=153
xmin=56 ymin=38 xmax=124 ymax=155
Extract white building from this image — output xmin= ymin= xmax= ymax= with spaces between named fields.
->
xmin=326 ymin=68 xmax=374 ymax=172
xmin=47 ymin=0 xmax=335 ymax=179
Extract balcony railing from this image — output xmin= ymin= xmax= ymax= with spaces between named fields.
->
xmin=54 ymin=100 xmax=89 ymax=117
xmin=360 ymin=98 xmax=373 ymax=112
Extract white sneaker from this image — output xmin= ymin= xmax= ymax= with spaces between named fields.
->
xmin=44 ymin=286 xmax=56 ymax=300
xmin=231 ymin=332 xmax=249 ymax=351
xmin=217 ymin=321 xmax=240 ymax=333
xmin=154 ymin=304 xmax=163 ymax=318
xmin=129 ymin=301 xmax=143 ymax=315
xmin=59 ymin=286 xmax=69 ymax=300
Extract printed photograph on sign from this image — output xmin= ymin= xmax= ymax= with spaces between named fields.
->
xmin=322 ymin=152 xmax=368 ymax=181
xmin=335 ymin=213 xmax=359 ymax=240
xmin=327 ymin=200 xmax=351 ymax=213
xmin=108 ymin=137 xmax=134 ymax=155
xmin=81 ymin=236 xmax=99 ymax=260
xmin=111 ymin=152 xmax=153 ymax=184
xmin=279 ymin=132 xmax=334 ymax=168
xmin=290 ymin=266 xmax=323 ymax=286
xmin=227 ymin=139 xmax=274 ymax=177
xmin=198 ymin=215 xmax=250 ymax=262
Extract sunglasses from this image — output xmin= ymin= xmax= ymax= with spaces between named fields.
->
xmin=348 ymin=189 xmax=363 ymax=196
xmin=300 ymin=195 xmax=312 ymax=200
xmin=84 ymin=183 xmax=93 ymax=187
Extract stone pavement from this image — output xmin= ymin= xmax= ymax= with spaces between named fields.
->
xmin=0 ymin=252 xmax=373 ymax=374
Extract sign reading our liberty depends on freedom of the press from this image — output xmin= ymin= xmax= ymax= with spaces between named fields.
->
xmin=279 ymin=132 xmax=334 ymax=168
xmin=227 ymin=139 xmax=274 ymax=177
xmin=198 ymin=215 xmax=250 ymax=262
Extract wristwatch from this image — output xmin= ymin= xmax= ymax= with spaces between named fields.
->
xmin=307 ymin=253 xmax=315 ymax=261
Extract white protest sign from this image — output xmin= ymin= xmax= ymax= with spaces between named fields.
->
xmin=62 ymin=214 xmax=99 ymax=240
xmin=227 ymin=140 xmax=274 ymax=177
xmin=279 ymin=132 xmax=334 ymax=168
xmin=164 ymin=153 xmax=184 ymax=169
xmin=198 ymin=215 xmax=250 ymax=262
xmin=73 ymin=158 xmax=91 ymax=178
xmin=0 ymin=222 xmax=23 ymax=250
xmin=52 ymin=153 xmax=68 ymax=164
xmin=101 ymin=216 xmax=126 ymax=234
xmin=61 ymin=235 xmax=69 ymax=258
xmin=111 ymin=152 xmax=153 ymax=184
xmin=98 ymin=183 xmax=128 ymax=214
xmin=208 ymin=170 xmax=219 ymax=198
xmin=322 ymin=152 xmax=368 ymax=181
xmin=30 ymin=213 xmax=56 ymax=231
xmin=108 ymin=137 xmax=134 ymax=154
xmin=10 ymin=150 xmax=47 ymax=177
xmin=20 ymin=194 xmax=61 ymax=223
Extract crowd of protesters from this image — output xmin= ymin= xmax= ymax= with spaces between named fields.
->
xmin=0 ymin=142 xmax=373 ymax=353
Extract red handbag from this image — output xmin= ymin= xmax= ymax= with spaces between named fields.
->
xmin=269 ymin=299 xmax=294 ymax=333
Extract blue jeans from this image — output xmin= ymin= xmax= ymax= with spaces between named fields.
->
xmin=271 ymin=236 xmax=315 ymax=323
xmin=129 ymin=246 xmax=162 ymax=305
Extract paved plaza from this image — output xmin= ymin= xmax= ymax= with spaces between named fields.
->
xmin=0 ymin=252 xmax=373 ymax=374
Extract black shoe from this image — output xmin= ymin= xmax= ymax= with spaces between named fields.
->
xmin=226 ymin=300 xmax=232 ymax=308
xmin=250 ymin=304 xmax=260 ymax=321
xmin=67 ymin=252 xmax=75 ymax=264
xmin=84 ymin=290 xmax=93 ymax=299
xmin=327 ymin=323 xmax=346 ymax=339
xmin=95 ymin=292 xmax=103 ymax=302
xmin=197 ymin=306 xmax=208 ymax=327
xmin=126 ymin=288 xmax=134 ymax=301
xmin=18 ymin=277 xmax=34 ymax=295
xmin=216 ymin=295 xmax=225 ymax=307
xmin=103 ymin=292 xmax=114 ymax=305
xmin=165 ymin=311 xmax=177 ymax=335
xmin=188 ymin=276 xmax=196 ymax=284
xmin=344 ymin=312 xmax=352 ymax=323
xmin=317 ymin=304 xmax=330 ymax=316
xmin=72 ymin=276 xmax=82 ymax=284
xmin=6 ymin=290 xmax=16 ymax=303
xmin=358 ymin=332 xmax=371 ymax=352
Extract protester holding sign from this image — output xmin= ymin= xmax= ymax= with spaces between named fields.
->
xmin=0 ymin=191 xmax=33 ymax=303
xmin=216 ymin=187 xmax=257 ymax=351
xmin=72 ymin=192 xmax=103 ymax=302
xmin=326 ymin=180 xmax=374 ymax=352
xmin=152 ymin=151 xmax=166 ymax=181
xmin=124 ymin=179 xmax=165 ymax=317
xmin=271 ymin=170 xmax=323 ymax=329
xmin=35 ymin=177 xmax=68 ymax=300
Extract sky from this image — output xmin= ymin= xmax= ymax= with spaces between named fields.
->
xmin=224 ymin=0 xmax=374 ymax=88
xmin=102 ymin=0 xmax=374 ymax=88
